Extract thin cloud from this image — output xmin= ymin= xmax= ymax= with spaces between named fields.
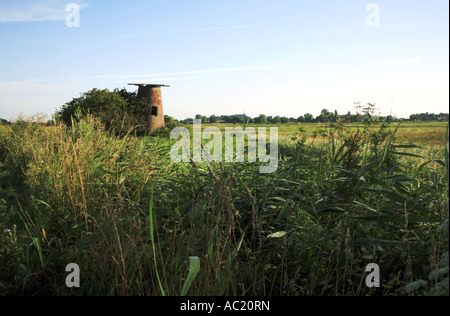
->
xmin=0 ymin=0 xmax=87 ymax=23
xmin=90 ymin=58 xmax=427 ymax=84
xmin=91 ymin=64 xmax=351 ymax=82
xmin=0 ymin=78 xmax=50 ymax=86
xmin=81 ymin=24 xmax=263 ymax=41
xmin=360 ymin=57 xmax=425 ymax=66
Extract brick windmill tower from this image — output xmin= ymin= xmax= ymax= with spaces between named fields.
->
xmin=129 ymin=83 xmax=170 ymax=133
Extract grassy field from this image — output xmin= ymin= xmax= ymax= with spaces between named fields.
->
xmin=0 ymin=118 xmax=448 ymax=296
xmin=200 ymin=121 xmax=448 ymax=144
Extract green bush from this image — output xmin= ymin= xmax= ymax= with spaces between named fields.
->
xmin=57 ymin=88 xmax=149 ymax=136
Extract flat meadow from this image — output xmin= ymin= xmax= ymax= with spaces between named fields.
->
xmin=0 ymin=118 xmax=448 ymax=296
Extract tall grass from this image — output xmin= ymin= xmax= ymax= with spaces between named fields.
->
xmin=0 ymin=116 xmax=448 ymax=296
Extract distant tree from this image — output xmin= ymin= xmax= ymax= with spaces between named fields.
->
xmin=209 ymin=115 xmax=218 ymax=123
xmin=319 ymin=109 xmax=331 ymax=122
xmin=348 ymin=111 xmax=358 ymax=122
xmin=194 ymin=114 xmax=207 ymax=123
xmin=321 ymin=109 xmax=330 ymax=116
xmin=344 ymin=111 xmax=352 ymax=122
xmin=304 ymin=113 xmax=314 ymax=122
xmin=297 ymin=116 xmax=305 ymax=123
xmin=331 ymin=110 xmax=338 ymax=122
xmin=385 ymin=115 xmax=394 ymax=123
xmin=409 ymin=112 xmax=448 ymax=122
xmin=181 ymin=118 xmax=193 ymax=124
xmin=255 ymin=114 xmax=267 ymax=124
xmin=164 ymin=115 xmax=180 ymax=129
xmin=280 ymin=117 xmax=289 ymax=124
xmin=231 ymin=115 xmax=243 ymax=124
xmin=270 ymin=116 xmax=281 ymax=124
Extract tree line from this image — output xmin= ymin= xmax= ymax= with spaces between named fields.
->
xmin=188 ymin=110 xmax=449 ymax=125
xmin=0 ymin=88 xmax=448 ymax=127
xmin=409 ymin=112 xmax=449 ymax=122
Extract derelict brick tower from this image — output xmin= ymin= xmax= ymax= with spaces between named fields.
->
xmin=129 ymin=83 xmax=170 ymax=133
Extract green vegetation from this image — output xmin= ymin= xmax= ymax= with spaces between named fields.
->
xmin=56 ymin=88 xmax=147 ymax=136
xmin=0 ymin=119 xmax=11 ymax=126
xmin=189 ymin=107 xmax=448 ymax=125
xmin=0 ymin=110 xmax=448 ymax=296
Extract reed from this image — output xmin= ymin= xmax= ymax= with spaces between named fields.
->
xmin=0 ymin=117 xmax=447 ymax=296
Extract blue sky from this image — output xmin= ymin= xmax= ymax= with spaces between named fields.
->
xmin=0 ymin=0 xmax=448 ymax=120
